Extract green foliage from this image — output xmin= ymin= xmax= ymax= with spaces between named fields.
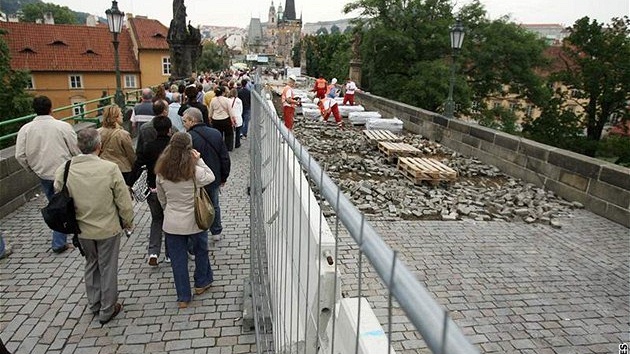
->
xmin=330 ymin=25 xmax=340 ymax=34
xmin=20 ymin=2 xmax=78 ymax=24
xmin=0 ymin=0 xmax=40 ymax=14
xmin=597 ymin=135 xmax=630 ymax=166
xmin=522 ymin=97 xmax=583 ymax=148
xmin=476 ymin=106 xmax=519 ymax=134
xmin=554 ymin=16 xmax=630 ymax=142
xmin=301 ymin=32 xmax=351 ymax=82
xmin=196 ymin=42 xmax=228 ymax=72
xmin=0 ymin=30 xmax=33 ymax=147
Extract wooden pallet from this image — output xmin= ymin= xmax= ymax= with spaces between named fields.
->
xmin=363 ymin=129 xmax=403 ymax=143
xmin=397 ymin=157 xmax=458 ymax=185
xmin=377 ymin=142 xmax=421 ymax=158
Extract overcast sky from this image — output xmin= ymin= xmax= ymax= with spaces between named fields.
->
xmin=53 ymin=0 xmax=629 ymax=28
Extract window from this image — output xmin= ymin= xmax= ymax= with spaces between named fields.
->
xmin=509 ymin=103 xmax=519 ymax=113
xmin=162 ymin=57 xmax=171 ymax=75
xmin=69 ymin=75 xmax=83 ymax=89
xmin=492 ymin=102 xmax=501 ymax=109
xmin=525 ymin=105 xmax=534 ymax=118
xmin=26 ymin=75 xmax=34 ymax=90
xmin=71 ymin=98 xmax=85 ymax=117
xmin=124 ymin=75 xmax=137 ymax=88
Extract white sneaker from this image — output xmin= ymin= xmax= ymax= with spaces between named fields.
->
xmin=212 ymin=234 xmax=221 ymax=242
xmin=148 ymin=254 xmax=158 ymax=266
xmin=164 ymin=256 xmax=171 ymax=263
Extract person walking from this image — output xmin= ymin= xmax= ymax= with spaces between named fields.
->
xmin=130 ymin=88 xmax=154 ymax=136
xmin=155 ymin=132 xmax=215 ymax=308
xmin=15 ymin=95 xmax=81 ymax=254
xmin=281 ymin=75 xmax=300 ymax=130
xmin=183 ymin=108 xmax=231 ymax=243
xmin=207 ymin=86 xmax=234 ymax=151
xmin=98 ymin=105 xmax=136 ymax=186
xmin=132 ymin=115 xmax=173 ymax=266
xmin=343 ymin=78 xmax=361 ymax=106
xmin=228 ymin=88 xmax=243 ymax=149
xmin=54 ymin=128 xmax=133 ymax=325
xmin=178 ymin=85 xmax=209 ymax=126
xmin=237 ymin=78 xmax=251 ymax=139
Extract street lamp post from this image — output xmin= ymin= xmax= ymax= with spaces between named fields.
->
xmin=106 ymin=0 xmax=125 ymax=109
xmin=444 ymin=19 xmax=465 ymax=118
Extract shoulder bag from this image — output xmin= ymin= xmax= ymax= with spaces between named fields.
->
xmin=193 ymin=176 xmax=215 ymax=230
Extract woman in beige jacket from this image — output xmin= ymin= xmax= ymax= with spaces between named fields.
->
xmin=155 ymin=132 xmax=215 ymax=308
xmin=98 ymin=105 xmax=136 ymax=185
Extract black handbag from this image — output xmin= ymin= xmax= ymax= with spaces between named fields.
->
xmin=41 ymin=160 xmax=84 ymax=256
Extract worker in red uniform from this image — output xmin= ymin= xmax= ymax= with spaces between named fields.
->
xmin=343 ymin=77 xmax=361 ymax=105
xmin=312 ymin=74 xmax=328 ymax=100
xmin=313 ymin=97 xmax=343 ymax=129
xmin=281 ymin=75 xmax=300 ymax=130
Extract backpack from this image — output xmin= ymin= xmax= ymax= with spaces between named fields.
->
xmin=41 ymin=161 xmax=85 ymax=256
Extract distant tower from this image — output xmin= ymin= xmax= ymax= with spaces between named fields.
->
xmin=277 ymin=4 xmax=283 ymax=22
xmin=283 ymin=0 xmax=296 ymax=21
xmin=268 ymin=1 xmax=276 ymax=24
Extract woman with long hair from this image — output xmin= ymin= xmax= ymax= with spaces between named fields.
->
xmin=155 ymin=132 xmax=215 ymax=308
xmin=98 ymin=105 xmax=136 ymax=185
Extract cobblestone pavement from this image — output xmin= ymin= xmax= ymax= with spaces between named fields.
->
xmin=333 ymin=212 xmax=629 ymax=353
xmin=1 ymin=134 xmax=629 ymax=354
xmin=0 ymin=141 xmax=253 ymax=354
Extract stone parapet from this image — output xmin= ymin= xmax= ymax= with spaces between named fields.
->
xmin=357 ymin=92 xmax=630 ymax=227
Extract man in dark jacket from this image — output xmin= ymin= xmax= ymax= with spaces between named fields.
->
xmin=183 ymin=107 xmax=230 ymax=242
xmin=237 ymin=79 xmax=251 ymax=138
xmin=131 ymin=110 xmax=172 ymax=266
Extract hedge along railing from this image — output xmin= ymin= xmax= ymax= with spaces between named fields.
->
xmin=0 ymin=87 xmax=151 ymax=144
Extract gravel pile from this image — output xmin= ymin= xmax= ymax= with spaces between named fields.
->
xmin=283 ymin=102 xmax=580 ymax=227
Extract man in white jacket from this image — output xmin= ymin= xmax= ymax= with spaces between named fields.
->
xmin=15 ymin=96 xmax=81 ymax=254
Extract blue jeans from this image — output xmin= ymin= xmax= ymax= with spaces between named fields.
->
xmin=206 ymin=185 xmax=222 ymax=236
xmin=0 ymin=232 xmax=6 ymax=258
xmin=165 ymin=231 xmax=213 ymax=302
xmin=40 ymin=179 xmax=68 ymax=250
xmin=241 ymin=108 xmax=251 ymax=136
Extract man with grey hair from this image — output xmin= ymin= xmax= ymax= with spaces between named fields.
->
xmin=130 ymin=88 xmax=154 ymax=135
xmin=54 ymin=128 xmax=133 ymax=325
xmin=183 ymin=107 xmax=230 ymax=243
xmin=167 ymin=92 xmax=184 ymax=132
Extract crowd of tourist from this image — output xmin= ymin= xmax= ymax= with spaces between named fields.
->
xmin=10 ymin=69 xmax=253 ymax=324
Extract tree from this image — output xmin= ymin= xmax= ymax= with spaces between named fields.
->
xmin=554 ymin=16 xmax=630 ymax=144
xmin=196 ymin=42 xmax=227 ymax=72
xmin=20 ymin=2 xmax=78 ymax=24
xmin=301 ymin=32 xmax=351 ymax=81
xmin=0 ymin=29 xmax=33 ymax=147
xmin=330 ymin=24 xmax=341 ymax=34
xmin=343 ymin=0 xmax=550 ymax=120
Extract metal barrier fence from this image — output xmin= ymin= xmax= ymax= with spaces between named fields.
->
xmin=248 ymin=87 xmax=479 ymax=354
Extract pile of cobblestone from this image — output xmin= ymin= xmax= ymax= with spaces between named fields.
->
xmin=292 ymin=119 xmax=581 ymax=226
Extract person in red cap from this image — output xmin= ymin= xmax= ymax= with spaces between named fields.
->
xmin=314 ymin=97 xmax=343 ymax=129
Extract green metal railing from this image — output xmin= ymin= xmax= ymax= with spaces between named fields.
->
xmin=0 ymin=87 xmax=150 ymax=144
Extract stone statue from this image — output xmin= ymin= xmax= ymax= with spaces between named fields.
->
xmin=167 ymin=0 xmax=202 ymax=80
xmin=351 ymin=31 xmax=362 ymax=60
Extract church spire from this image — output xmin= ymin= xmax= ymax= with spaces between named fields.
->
xmin=283 ymin=0 xmax=296 ymax=21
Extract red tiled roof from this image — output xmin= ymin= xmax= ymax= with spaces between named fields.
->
xmin=0 ymin=21 xmax=139 ymax=72
xmin=128 ymin=16 xmax=169 ymax=50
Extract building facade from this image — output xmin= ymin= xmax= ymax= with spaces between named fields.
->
xmin=0 ymin=14 xmax=170 ymax=116
xmin=247 ymin=0 xmax=302 ymax=67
